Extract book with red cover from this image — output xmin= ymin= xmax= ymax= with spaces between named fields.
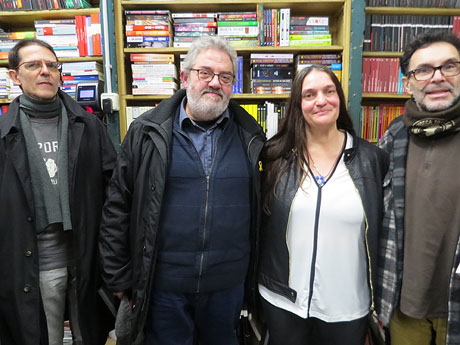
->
xmin=90 ymin=13 xmax=102 ymax=56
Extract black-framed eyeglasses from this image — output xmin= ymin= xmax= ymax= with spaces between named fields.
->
xmin=190 ymin=68 xmax=235 ymax=85
xmin=16 ymin=60 xmax=62 ymax=72
xmin=407 ymin=61 xmax=460 ymax=81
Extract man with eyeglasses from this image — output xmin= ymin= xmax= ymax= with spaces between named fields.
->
xmin=99 ymin=35 xmax=265 ymax=345
xmin=0 ymin=39 xmax=116 ymax=345
xmin=376 ymin=31 xmax=460 ymax=345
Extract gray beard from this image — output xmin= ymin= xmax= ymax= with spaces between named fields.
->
xmin=186 ymin=88 xmax=230 ymax=121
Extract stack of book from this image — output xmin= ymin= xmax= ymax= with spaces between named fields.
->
xmin=35 ymin=19 xmax=79 ymax=58
xmin=172 ymin=12 xmax=217 ymax=48
xmin=0 ymin=31 xmax=36 ymax=60
xmin=296 ymin=54 xmax=342 ymax=81
xmin=125 ymin=10 xmax=171 ymax=48
xmin=0 ymin=0 xmax=92 ymax=10
xmin=130 ymin=53 xmax=178 ymax=96
xmin=289 ymin=16 xmax=331 ymax=47
xmin=60 ymin=61 xmax=103 ymax=99
xmin=250 ymin=53 xmax=293 ymax=94
xmin=217 ymin=12 xmax=258 ymax=48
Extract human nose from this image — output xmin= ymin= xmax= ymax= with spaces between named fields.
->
xmin=431 ymin=67 xmax=446 ymax=82
xmin=208 ymin=73 xmax=222 ymax=87
xmin=316 ymin=92 xmax=327 ymax=105
xmin=39 ymin=61 xmax=50 ymax=74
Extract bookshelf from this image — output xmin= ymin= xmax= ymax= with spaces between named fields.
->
xmin=114 ymin=0 xmax=352 ymax=139
xmin=360 ymin=5 xmax=460 ymax=142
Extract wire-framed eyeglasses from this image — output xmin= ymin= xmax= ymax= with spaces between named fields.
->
xmin=190 ymin=68 xmax=235 ymax=85
xmin=407 ymin=61 xmax=460 ymax=81
xmin=16 ymin=60 xmax=62 ymax=72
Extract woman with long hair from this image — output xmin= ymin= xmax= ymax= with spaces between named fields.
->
xmin=258 ymin=65 xmax=389 ymax=345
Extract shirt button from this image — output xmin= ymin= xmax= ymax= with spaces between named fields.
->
xmin=24 ymin=250 xmax=32 ymax=257
xmin=23 ymin=285 xmax=31 ymax=293
xmin=26 ymin=216 xmax=33 ymax=222
xmin=151 ymin=184 xmax=155 ymax=191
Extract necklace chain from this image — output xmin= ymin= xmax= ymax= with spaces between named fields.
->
xmin=307 ymin=152 xmax=336 ymax=187
xmin=306 ymin=133 xmax=347 ymax=187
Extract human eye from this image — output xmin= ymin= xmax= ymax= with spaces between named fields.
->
xmin=442 ymin=62 xmax=458 ymax=72
xmin=303 ymin=92 xmax=314 ymax=99
xmin=326 ymin=88 xmax=337 ymax=95
xmin=199 ymin=70 xmax=212 ymax=78
xmin=25 ymin=61 xmax=41 ymax=70
xmin=415 ymin=66 xmax=433 ymax=76
xmin=220 ymin=73 xmax=233 ymax=84
xmin=45 ymin=61 xmax=60 ymax=70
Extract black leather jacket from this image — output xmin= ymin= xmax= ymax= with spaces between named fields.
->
xmin=258 ymin=135 xmax=389 ymax=310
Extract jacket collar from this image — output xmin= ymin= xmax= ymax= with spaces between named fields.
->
xmin=0 ymin=90 xmax=82 ymax=139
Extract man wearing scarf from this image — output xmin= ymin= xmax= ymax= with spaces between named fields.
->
xmin=376 ymin=31 xmax=460 ymax=345
xmin=0 ymin=39 xmax=116 ymax=345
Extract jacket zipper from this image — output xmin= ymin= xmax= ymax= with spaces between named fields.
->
xmin=196 ymin=139 xmax=218 ymax=293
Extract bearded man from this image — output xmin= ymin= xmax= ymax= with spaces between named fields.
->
xmin=99 ymin=35 xmax=265 ymax=345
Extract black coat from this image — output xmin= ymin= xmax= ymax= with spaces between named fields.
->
xmin=0 ymin=91 xmax=116 ymax=345
xmin=99 ymin=89 xmax=266 ymax=344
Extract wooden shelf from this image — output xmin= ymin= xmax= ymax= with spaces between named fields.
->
xmin=0 ymin=56 xmax=103 ymax=67
xmin=365 ymin=7 xmax=460 ymax=16
xmin=0 ymin=8 xmax=100 ymax=29
xmin=121 ymin=0 xmax=346 ymax=15
xmin=362 ymin=51 xmax=402 ymax=57
xmin=125 ymin=93 xmax=291 ymax=101
xmin=362 ymin=93 xmax=410 ymax=99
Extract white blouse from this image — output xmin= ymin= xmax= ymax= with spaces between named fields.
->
xmin=259 ymin=133 xmax=370 ymax=322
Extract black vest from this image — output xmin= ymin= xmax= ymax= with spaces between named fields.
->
xmin=154 ymin=115 xmax=252 ymax=293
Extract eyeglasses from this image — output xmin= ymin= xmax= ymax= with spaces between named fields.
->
xmin=17 ymin=60 xmax=62 ymax=72
xmin=190 ymin=68 xmax=235 ymax=85
xmin=407 ymin=61 xmax=460 ymax=81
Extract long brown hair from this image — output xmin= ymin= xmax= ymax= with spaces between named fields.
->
xmin=262 ymin=64 xmax=355 ymax=214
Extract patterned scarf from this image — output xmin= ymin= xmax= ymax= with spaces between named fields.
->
xmin=402 ymin=98 xmax=460 ymax=137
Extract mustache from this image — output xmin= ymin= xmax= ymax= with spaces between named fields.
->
xmin=200 ymin=87 xmax=224 ymax=98
xmin=425 ymin=83 xmax=454 ymax=93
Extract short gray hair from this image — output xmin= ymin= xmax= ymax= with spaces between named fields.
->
xmin=182 ymin=36 xmax=238 ymax=77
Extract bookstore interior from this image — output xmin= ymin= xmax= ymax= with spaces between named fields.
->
xmin=0 ymin=0 xmax=460 ymax=146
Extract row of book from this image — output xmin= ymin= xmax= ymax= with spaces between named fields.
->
xmin=365 ymin=0 xmax=460 ymax=6
xmin=127 ymin=52 xmax=341 ymax=96
xmin=364 ymin=14 xmax=458 ymax=52
xmin=0 ymin=15 xmax=102 ymax=59
xmin=361 ymin=104 xmax=405 ymax=142
xmin=0 ymin=0 xmax=92 ymax=10
xmin=35 ymin=16 xmax=102 ymax=58
xmin=362 ymin=57 xmax=407 ymax=94
xmin=0 ymin=60 xmax=103 ymax=100
xmin=123 ymin=10 xmax=332 ymax=48
xmin=241 ymin=102 xmax=287 ymax=139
